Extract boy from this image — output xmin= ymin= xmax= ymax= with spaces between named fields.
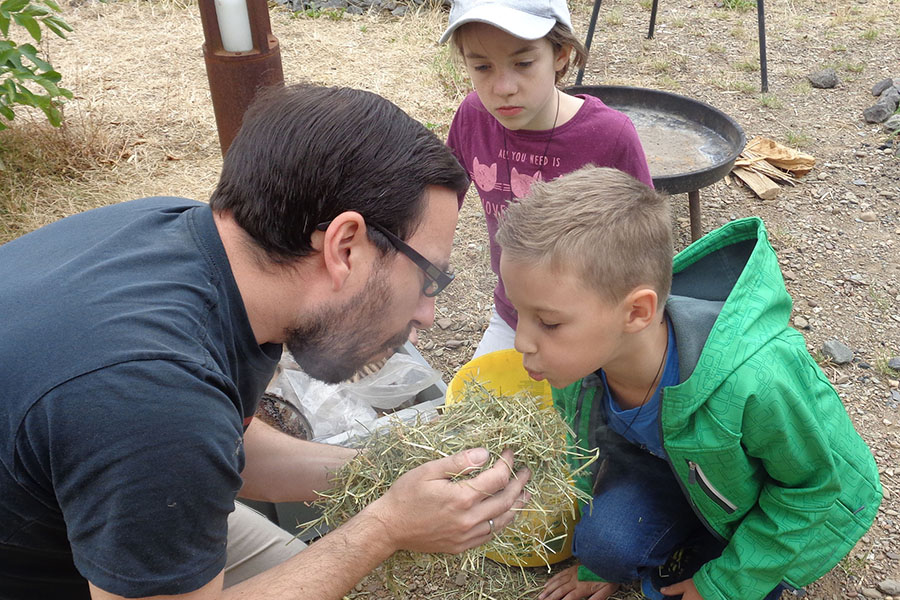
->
xmin=495 ymin=166 xmax=881 ymax=600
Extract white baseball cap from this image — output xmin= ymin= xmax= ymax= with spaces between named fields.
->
xmin=438 ymin=0 xmax=574 ymax=44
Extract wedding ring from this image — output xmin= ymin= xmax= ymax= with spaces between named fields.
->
xmin=488 ymin=518 xmax=495 ymax=535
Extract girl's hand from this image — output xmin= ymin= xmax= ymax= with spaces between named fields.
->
xmin=538 ymin=565 xmax=619 ymax=600
xmin=661 ymin=577 xmax=704 ymax=600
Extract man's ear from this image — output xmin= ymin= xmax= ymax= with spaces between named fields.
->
xmin=622 ymin=287 xmax=659 ymax=333
xmin=315 ymin=212 xmax=370 ymax=292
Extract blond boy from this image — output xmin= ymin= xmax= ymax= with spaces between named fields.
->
xmin=496 ymin=166 xmax=880 ymax=600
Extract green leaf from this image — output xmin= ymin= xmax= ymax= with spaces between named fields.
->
xmin=40 ymin=68 xmax=61 ymax=82
xmin=17 ymin=43 xmax=51 ymax=70
xmin=43 ymin=102 xmax=61 ymax=126
xmin=0 ymin=0 xmax=28 ymax=13
xmin=2 ymin=48 xmax=22 ymax=68
xmin=0 ymin=103 xmax=15 ymax=120
xmin=3 ymin=79 xmax=19 ymax=102
xmin=23 ymin=5 xmax=49 ymax=16
xmin=0 ymin=12 xmax=10 ymax=36
xmin=41 ymin=16 xmax=65 ymax=38
xmin=34 ymin=75 xmax=59 ymax=96
xmin=13 ymin=12 xmax=41 ymax=41
xmin=58 ymin=86 xmax=71 ymax=99
xmin=43 ymin=14 xmax=71 ymax=32
xmin=42 ymin=0 xmax=61 ymax=10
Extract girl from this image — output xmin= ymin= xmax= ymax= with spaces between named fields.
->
xmin=442 ymin=0 xmax=654 ymax=359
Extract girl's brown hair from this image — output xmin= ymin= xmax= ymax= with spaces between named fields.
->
xmin=451 ymin=22 xmax=588 ymax=85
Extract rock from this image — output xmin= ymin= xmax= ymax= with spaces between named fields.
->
xmin=878 ymin=582 xmax=900 ymax=596
xmin=884 ymin=115 xmax=900 ymax=132
xmin=880 ymin=86 xmax=900 ymax=109
xmin=887 ymin=552 xmax=900 ymax=560
xmin=862 ymin=588 xmax=883 ymax=599
xmin=436 ymin=318 xmax=453 ymax=330
xmin=872 ymin=78 xmax=896 ymax=96
xmin=823 ymin=340 xmax=854 ymax=364
xmin=888 ymin=357 xmax=900 ymax=370
xmin=859 ymin=361 xmax=871 ymax=369
xmin=794 ymin=316 xmax=810 ymax=329
xmin=444 ymin=339 xmax=464 ymax=349
xmin=860 ymin=211 xmax=878 ymax=223
xmin=808 ymin=68 xmax=839 ymax=89
xmin=783 ymin=269 xmax=797 ymax=281
xmin=864 ymin=103 xmax=894 ymax=123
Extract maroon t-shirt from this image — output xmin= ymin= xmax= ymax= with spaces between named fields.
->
xmin=447 ymin=92 xmax=654 ymax=328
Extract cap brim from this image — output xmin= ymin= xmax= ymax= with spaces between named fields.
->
xmin=438 ymin=5 xmax=557 ymax=44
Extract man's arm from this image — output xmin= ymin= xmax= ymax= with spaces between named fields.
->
xmin=237 ymin=418 xmax=357 ymax=503
xmin=90 ymin=448 xmax=531 ymax=600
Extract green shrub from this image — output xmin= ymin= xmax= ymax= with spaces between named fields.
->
xmin=0 ymin=0 xmax=73 ymax=131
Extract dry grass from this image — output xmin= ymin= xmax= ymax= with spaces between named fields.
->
xmin=300 ymin=382 xmax=596 ymax=598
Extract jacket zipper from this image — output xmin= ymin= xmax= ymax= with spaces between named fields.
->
xmin=688 ymin=460 xmax=738 ymax=514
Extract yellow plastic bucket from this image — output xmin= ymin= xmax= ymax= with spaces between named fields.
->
xmin=445 ymin=348 xmax=576 ymax=567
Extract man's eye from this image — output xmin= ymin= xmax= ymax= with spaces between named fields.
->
xmin=539 ymin=320 xmax=559 ymax=331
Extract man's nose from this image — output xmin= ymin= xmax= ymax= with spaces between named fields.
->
xmin=410 ymin=293 xmax=436 ymax=331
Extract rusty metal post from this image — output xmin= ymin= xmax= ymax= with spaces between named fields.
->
xmin=198 ymin=0 xmax=284 ymax=156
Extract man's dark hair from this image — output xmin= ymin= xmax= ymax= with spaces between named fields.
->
xmin=209 ymin=83 xmax=470 ymax=261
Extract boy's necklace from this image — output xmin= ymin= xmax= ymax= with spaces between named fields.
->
xmin=617 ymin=318 xmax=669 ymax=438
xmin=502 ymin=89 xmax=560 ymax=200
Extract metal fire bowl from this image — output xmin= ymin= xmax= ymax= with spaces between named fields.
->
xmin=565 ymin=85 xmax=746 ymax=195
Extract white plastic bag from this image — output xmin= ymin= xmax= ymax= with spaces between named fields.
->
xmin=343 ymin=352 xmax=443 ymax=411
xmin=280 ymin=369 xmax=377 ymax=440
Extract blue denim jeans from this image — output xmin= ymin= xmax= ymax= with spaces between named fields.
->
xmin=572 ymin=450 xmax=786 ymax=600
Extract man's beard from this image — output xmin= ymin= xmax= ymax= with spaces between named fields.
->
xmin=284 ymin=266 xmax=411 ymax=384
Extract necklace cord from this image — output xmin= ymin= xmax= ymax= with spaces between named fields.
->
xmin=502 ymin=89 xmax=561 ymax=199
xmin=618 ymin=318 xmax=669 ymax=438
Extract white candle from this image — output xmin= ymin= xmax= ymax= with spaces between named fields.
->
xmin=214 ymin=0 xmax=253 ymax=52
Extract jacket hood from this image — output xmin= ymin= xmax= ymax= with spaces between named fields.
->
xmin=664 ymin=217 xmax=793 ymax=417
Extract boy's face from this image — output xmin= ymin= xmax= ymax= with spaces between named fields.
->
xmin=501 ymin=255 xmax=629 ymax=389
xmin=457 ymin=23 xmax=569 ymax=131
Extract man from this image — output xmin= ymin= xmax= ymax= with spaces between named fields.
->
xmin=0 ymin=84 xmax=531 ymax=599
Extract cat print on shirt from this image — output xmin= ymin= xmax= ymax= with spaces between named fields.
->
xmin=510 ymin=167 xmax=543 ymax=199
xmin=471 ymin=157 xmax=545 ymax=199
xmin=472 ymin=157 xmax=497 ymax=193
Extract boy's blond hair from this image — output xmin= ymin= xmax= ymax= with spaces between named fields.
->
xmin=496 ymin=166 xmax=673 ymax=306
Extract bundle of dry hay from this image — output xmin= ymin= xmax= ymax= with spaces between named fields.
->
xmin=299 ymin=382 xmax=597 ymax=598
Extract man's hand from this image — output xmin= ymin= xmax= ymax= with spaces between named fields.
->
xmin=366 ymin=447 xmax=531 ymax=554
xmin=661 ymin=577 xmax=703 ymax=600
xmin=538 ymin=565 xmax=618 ymax=600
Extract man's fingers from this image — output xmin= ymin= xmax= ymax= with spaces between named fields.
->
xmin=423 ymin=448 xmax=490 ymax=480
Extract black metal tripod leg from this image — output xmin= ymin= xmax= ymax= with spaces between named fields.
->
xmin=757 ymin=0 xmax=768 ymax=92
xmin=575 ymin=0 xmax=603 ymax=85
xmin=648 ymin=0 xmax=659 ymax=39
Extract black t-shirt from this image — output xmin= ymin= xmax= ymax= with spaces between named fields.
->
xmin=0 ymin=198 xmax=281 ymax=597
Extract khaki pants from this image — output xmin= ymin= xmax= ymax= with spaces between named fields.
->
xmin=224 ymin=501 xmax=306 ymax=587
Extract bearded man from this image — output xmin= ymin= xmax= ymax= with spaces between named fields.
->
xmin=0 ymin=84 xmax=530 ymax=600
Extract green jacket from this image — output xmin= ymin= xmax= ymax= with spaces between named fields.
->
xmin=555 ymin=218 xmax=881 ymax=600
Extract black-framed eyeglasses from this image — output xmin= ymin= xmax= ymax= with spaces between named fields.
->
xmin=316 ymin=220 xmax=455 ymax=297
